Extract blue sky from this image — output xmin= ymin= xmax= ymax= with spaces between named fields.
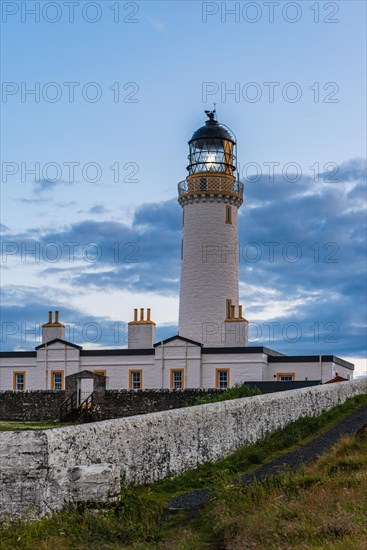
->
xmin=1 ymin=1 xmax=366 ymax=375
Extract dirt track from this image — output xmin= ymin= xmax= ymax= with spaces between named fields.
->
xmin=169 ymin=402 xmax=367 ymax=511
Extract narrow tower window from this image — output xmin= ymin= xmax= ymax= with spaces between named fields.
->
xmin=181 ymin=239 xmax=183 ymax=259
xmin=226 ymin=299 xmax=232 ymax=319
xmin=226 ymin=205 xmax=232 ymax=224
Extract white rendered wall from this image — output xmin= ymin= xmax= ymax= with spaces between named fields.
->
xmin=265 ymin=361 xmax=353 ymax=383
xmin=201 ymin=352 xmax=266 ymax=387
xmin=80 ymin=354 xmax=155 ymax=390
xmin=179 ymin=199 xmax=241 ymax=346
xmin=0 ymin=345 xmax=354 ymax=391
xmin=154 ymin=340 xmax=202 ymax=389
xmin=36 ymin=342 xmax=81 ymax=389
xmin=0 ymin=357 xmax=37 ymax=391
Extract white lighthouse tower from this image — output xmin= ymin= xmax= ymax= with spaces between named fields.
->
xmin=178 ymin=111 xmax=248 ymax=347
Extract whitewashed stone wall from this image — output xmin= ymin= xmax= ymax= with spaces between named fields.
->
xmin=1 ymin=379 xmax=366 ymax=519
xmin=178 ymin=199 xmax=240 ymax=346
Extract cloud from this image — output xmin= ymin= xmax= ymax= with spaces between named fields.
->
xmin=56 ymin=201 xmax=77 ymax=208
xmin=87 ymin=205 xmax=109 ymax=215
xmin=2 ymin=159 xmax=366 ymax=360
xmin=0 ymin=285 xmax=177 ymax=351
xmin=33 ymin=178 xmax=75 ymax=193
xmin=12 ymin=197 xmax=51 ymax=205
xmin=1 ymin=199 xmax=182 ymax=294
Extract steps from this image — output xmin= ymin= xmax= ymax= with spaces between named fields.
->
xmin=59 ymin=390 xmax=95 ymax=422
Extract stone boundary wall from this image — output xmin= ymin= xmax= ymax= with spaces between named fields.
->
xmin=1 ymin=380 xmax=366 ymax=519
xmin=0 ymin=383 xmax=320 ymax=422
xmin=0 ymin=389 xmax=221 ymax=421
xmin=0 ymin=391 xmax=66 ymax=421
xmin=101 ymin=389 xmax=222 ymax=419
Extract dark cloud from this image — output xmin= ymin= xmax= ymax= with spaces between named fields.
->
xmin=2 ymin=159 xmax=366 ymax=358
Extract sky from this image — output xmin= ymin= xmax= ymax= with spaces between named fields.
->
xmin=1 ymin=0 xmax=366 ymax=376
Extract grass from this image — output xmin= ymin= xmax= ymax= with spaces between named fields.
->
xmin=193 ymin=382 xmax=261 ymax=405
xmin=0 ymin=420 xmax=78 ymax=432
xmin=0 ymin=393 xmax=366 ymax=549
xmin=200 ymin=425 xmax=367 ymax=549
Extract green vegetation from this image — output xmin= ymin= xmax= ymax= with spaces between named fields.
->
xmin=0 ymin=420 xmax=68 ymax=432
xmin=201 ymin=425 xmax=367 ymax=549
xmin=0 ymin=393 xmax=367 ymax=549
xmin=194 ymin=382 xmax=261 ymax=405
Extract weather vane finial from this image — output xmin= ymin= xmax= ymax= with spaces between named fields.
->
xmin=204 ymin=109 xmax=216 ymax=121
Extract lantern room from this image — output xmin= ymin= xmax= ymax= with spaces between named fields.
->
xmin=186 ymin=111 xmax=236 ymax=176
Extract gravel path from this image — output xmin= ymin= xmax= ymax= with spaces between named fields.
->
xmin=168 ymin=403 xmax=367 ymax=511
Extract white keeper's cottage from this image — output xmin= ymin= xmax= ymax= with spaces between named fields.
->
xmin=0 ymin=112 xmax=354 ymax=391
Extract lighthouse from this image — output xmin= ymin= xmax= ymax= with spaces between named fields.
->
xmin=178 ymin=111 xmax=248 ymax=347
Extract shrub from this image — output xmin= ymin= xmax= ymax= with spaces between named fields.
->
xmin=194 ymin=383 xmax=261 ymax=405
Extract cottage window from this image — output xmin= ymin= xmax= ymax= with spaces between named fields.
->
xmin=51 ymin=371 xmax=64 ymax=390
xmin=277 ymin=373 xmax=295 ymax=381
xmin=13 ymin=372 xmax=25 ymax=392
xmin=171 ymin=369 xmax=184 ymax=389
xmin=129 ymin=370 xmax=142 ymax=390
xmin=216 ymin=369 xmax=230 ymax=389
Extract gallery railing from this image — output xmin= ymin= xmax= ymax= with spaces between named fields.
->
xmin=178 ymin=176 xmax=244 ymax=201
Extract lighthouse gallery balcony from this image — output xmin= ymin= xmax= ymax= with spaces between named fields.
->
xmin=178 ymin=175 xmax=244 ymax=203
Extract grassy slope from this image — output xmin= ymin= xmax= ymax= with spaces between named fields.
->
xmin=0 ymin=394 xmax=366 ymax=549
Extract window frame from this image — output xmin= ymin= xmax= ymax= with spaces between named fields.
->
xmin=50 ymin=370 xmax=64 ymax=390
xmin=216 ymin=368 xmax=230 ymax=389
xmin=225 ymin=205 xmax=232 ymax=224
xmin=129 ymin=369 xmax=142 ymax=390
xmin=276 ymin=372 xmax=295 ymax=382
xmin=170 ymin=368 xmax=184 ymax=390
xmin=13 ymin=371 xmax=26 ymax=392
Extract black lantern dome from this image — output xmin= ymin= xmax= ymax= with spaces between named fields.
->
xmin=187 ymin=111 xmax=237 ymax=176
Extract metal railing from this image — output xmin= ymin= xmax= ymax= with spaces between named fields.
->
xmin=59 ymin=390 xmax=78 ymax=420
xmin=59 ymin=390 xmax=95 ymax=421
xmin=178 ymin=176 xmax=244 ymax=200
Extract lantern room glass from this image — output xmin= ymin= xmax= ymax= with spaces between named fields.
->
xmin=187 ymin=137 xmax=236 ymax=176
